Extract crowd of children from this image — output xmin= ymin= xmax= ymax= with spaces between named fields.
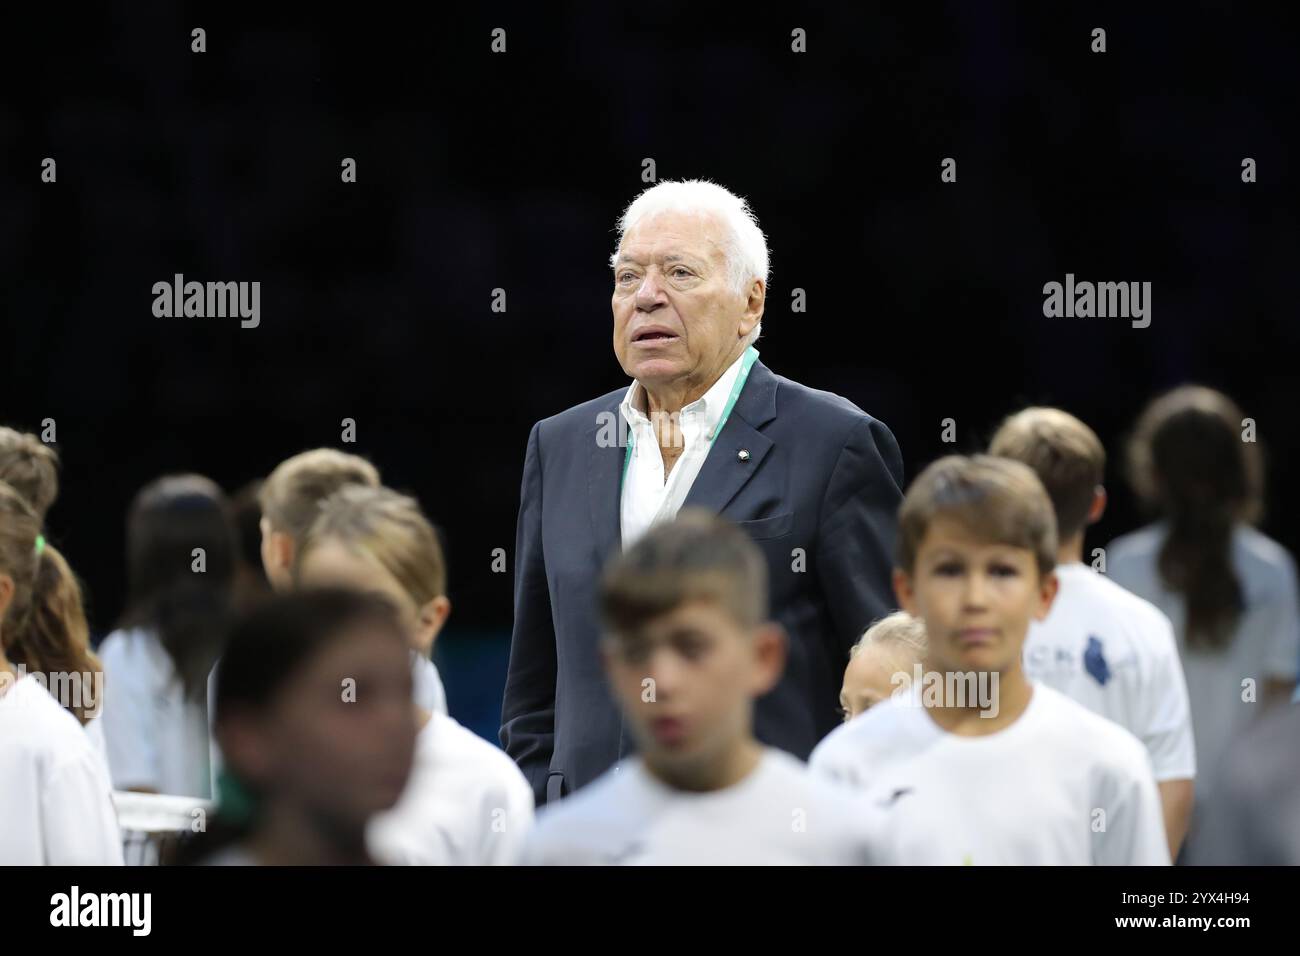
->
xmin=0 ymin=383 xmax=1296 ymax=865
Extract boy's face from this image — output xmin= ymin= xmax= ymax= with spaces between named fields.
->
xmin=602 ymin=596 xmax=784 ymax=775
xmin=893 ymin=516 xmax=1057 ymax=676
xmin=840 ymin=643 xmax=914 ymax=721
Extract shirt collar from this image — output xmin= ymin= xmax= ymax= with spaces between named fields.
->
xmin=619 ymin=348 xmax=749 ymax=438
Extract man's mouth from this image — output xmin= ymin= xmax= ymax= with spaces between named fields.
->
xmin=632 ymin=328 xmax=679 ymax=345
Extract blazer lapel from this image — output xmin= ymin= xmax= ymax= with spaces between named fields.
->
xmin=681 ymin=359 xmax=779 ymax=516
xmin=588 ymin=393 xmax=626 ymax=559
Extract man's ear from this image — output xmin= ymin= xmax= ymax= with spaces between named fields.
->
xmin=893 ymin=567 xmax=917 ymax=615
xmin=751 ymin=621 xmax=787 ymax=696
xmin=739 ymin=279 xmax=765 ymax=337
xmin=412 ymin=596 xmax=452 ymax=655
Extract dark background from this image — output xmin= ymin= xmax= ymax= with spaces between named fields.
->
xmin=3 ymin=3 xmax=1297 ymax=739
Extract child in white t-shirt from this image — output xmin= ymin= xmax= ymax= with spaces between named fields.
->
xmin=0 ymin=481 xmax=122 ymax=864
xmin=810 ymin=455 xmax=1169 ymax=866
xmin=523 ymin=510 xmax=883 ymax=866
xmin=295 ymin=484 xmax=534 ymax=864
xmin=99 ymin=474 xmax=237 ymax=799
xmin=1105 ymin=386 xmax=1299 ymax=803
xmin=989 ymin=406 xmax=1196 ymax=856
xmin=257 ymin=448 xmax=449 ymax=715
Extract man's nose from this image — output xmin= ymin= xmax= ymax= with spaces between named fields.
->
xmin=636 ymin=270 xmax=667 ymax=305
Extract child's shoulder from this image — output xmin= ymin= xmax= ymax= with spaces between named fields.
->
xmin=1233 ymin=524 xmax=1298 ymax=584
xmin=1033 ymin=683 xmax=1150 ymax=770
xmin=1106 ymin=523 xmax=1164 ymax=564
xmin=524 ymin=763 xmax=642 ymax=862
xmin=428 ymin=713 xmax=532 ymax=795
xmin=811 ymin=694 xmax=927 ymax=764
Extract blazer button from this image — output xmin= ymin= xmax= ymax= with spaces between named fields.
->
xmin=737 ymin=449 xmax=750 ymax=461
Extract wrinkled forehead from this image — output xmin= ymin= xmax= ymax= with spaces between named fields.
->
xmin=616 ymin=210 xmax=728 ymax=265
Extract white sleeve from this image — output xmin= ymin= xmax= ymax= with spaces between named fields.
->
xmin=100 ymin=639 xmax=161 ymax=792
xmin=42 ymin=751 xmax=125 ymax=865
xmin=1134 ymin=614 xmax=1197 ymax=781
xmin=1093 ymin=746 xmax=1171 ymax=866
xmin=1261 ymin=550 xmax=1300 ymax=680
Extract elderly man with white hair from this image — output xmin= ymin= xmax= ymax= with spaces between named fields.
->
xmin=500 ymin=179 xmax=905 ymax=806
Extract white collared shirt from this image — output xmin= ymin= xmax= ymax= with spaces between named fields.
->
xmin=618 ymin=350 xmax=749 ymax=549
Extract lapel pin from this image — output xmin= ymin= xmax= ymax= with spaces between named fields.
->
xmin=737 ymin=449 xmax=751 ymax=462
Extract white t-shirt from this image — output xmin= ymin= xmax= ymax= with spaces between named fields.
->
xmin=98 ymin=627 xmax=212 ymax=798
xmin=809 ymin=681 xmax=1170 ymax=865
xmin=0 ymin=674 xmax=124 ymax=864
xmin=368 ymin=710 xmax=534 ymax=865
xmin=412 ymin=653 xmax=448 ymax=716
xmin=522 ymin=747 xmax=882 ymax=865
xmin=1025 ymin=561 xmax=1196 ymax=781
xmin=1107 ymin=522 xmax=1300 ymax=787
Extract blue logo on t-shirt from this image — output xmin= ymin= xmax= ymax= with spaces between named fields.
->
xmin=1083 ymin=635 xmax=1111 ymax=686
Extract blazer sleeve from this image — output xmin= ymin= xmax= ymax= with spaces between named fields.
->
xmin=499 ymin=421 xmax=559 ymax=806
xmin=814 ymin=415 xmax=905 ymax=663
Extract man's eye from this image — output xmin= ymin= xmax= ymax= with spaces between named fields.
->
xmin=935 ymin=562 xmax=963 ymax=576
xmin=990 ymin=564 xmax=1020 ymax=577
xmin=671 ymin=268 xmax=691 ymax=278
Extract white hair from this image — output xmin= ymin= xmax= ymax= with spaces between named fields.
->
xmin=609 ymin=178 xmax=769 ymax=346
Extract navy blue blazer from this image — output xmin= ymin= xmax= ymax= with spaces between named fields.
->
xmin=500 ymin=359 xmax=904 ymax=806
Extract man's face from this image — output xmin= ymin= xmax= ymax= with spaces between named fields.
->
xmin=893 ymin=517 xmax=1057 ymax=677
xmin=611 ymin=211 xmax=761 ymax=393
xmin=602 ymin=597 xmax=783 ymax=775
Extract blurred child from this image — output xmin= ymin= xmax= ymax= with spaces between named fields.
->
xmin=0 ymin=425 xmax=110 ymax=764
xmin=0 ymin=481 xmax=122 ymax=864
xmin=811 ymin=456 xmax=1169 ymax=865
xmin=990 ymin=406 xmax=1195 ymax=856
xmin=193 ymin=589 xmax=418 ymax=865
xmin=839 ymin=611 xmax=927 ymax=721
xmin=99 ymin=475 xmax=236 ymax=797
xmin=1108 ymin=386 xmax=1299 ymax=797
xmin=258 ymin=448 xmax=446 ymax=715
xmin=523 ymin=510 xmax=883 ymax=865
xmin=295 ymin=485 xmax=533 ymax=864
